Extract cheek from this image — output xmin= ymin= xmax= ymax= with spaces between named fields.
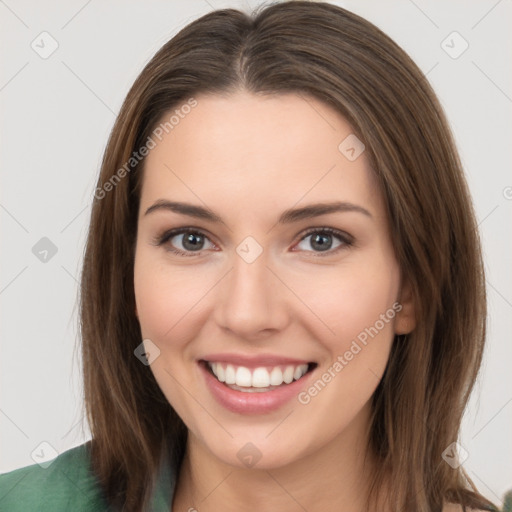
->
xmin=133 ymin=251 xmax=203 ymax=415
xmin=133 ymin=251 xmax=214 ymax=351
xmin=291 ymin=264 xmax=399 ymax=432
xmin=295 ymin=256 xmax=400 ymax=354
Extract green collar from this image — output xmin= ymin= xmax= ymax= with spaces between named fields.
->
xmin=149 ymin=452 xmax=178 ymax=511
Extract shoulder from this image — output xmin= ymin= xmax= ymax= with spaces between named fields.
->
xmin=0 ymin=441 xmax=110 ymax=512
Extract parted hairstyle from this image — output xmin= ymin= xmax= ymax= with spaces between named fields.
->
xmin=79 ymin=2 xmax=497 ymax=511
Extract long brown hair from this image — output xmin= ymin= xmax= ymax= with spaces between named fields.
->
xmin=80 ymin=2 xmax=496 ymax=510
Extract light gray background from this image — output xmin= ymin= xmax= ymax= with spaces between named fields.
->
xmin=1 ymin=0 xmax=511 ymax=506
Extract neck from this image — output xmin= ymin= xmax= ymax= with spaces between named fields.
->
xmin=172 ymin=403 xmax=387 ymax=512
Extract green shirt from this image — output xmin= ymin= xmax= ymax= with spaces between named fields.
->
xmin=0 ymin=441 xmax=176 ymax=511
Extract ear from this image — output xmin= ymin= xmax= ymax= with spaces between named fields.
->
xmin=394 ymin=276 xmax=416 ymax=335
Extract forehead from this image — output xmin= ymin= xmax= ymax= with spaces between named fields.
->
xmin=140 ymin=91 xmax=381 ymax=219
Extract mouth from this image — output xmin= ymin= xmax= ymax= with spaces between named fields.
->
xmin=198 ymin=357 xmax=317 ymax=414
xmin=200 ymin=360 xmax=317 ymax=393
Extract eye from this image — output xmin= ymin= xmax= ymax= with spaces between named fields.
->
xmin=293 ymin=227 xmax=353 ymax=257
xmin=155 ymin=228 xmax=216 ymax=257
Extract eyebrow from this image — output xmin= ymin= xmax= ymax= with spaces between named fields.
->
xmin=144 ymin=200 xmax=372 ymax=224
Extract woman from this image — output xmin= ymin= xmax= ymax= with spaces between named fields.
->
xmin=0 ymin=2 xmax=498 ymax=511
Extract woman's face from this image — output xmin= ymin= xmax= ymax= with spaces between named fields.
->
xmin=134 ymin=91 xmax=414 ymax=469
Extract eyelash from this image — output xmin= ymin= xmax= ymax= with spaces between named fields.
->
xmin=153 ymin=226 xmax=354 ymax=258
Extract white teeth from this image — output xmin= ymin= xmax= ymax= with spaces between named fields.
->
xmin=252 ymin=367 xmax=270 ymax=387
xmin=235 ymin=366 xmax=252 ymax=387
xmin=270 ymin=367 xmax=283 ymax=386
xmin=283 ymin=366 xmax=294 ymax=384
xmin=293 ymin=366 xmax=304 ymax=380
xmin=225 ymin=364 xmax=236 ymax=385
xmin=208 ymin=362 xmax=309 ymax=389
xmin=215 ymin=363 xmax=225 ymax=382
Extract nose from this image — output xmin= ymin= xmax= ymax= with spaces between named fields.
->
xmin=213 ymin=244 xmax=290 ymax=340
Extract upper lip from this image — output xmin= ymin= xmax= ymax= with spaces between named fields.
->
xmin=200 ymin=353 xmax=314 ymax=368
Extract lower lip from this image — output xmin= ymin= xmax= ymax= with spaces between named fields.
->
xmin=199 ymin=362 xmax=315 ymax=414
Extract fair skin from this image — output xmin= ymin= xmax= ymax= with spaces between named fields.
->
xmin=133 ymin=91 xmax=417 ymax=511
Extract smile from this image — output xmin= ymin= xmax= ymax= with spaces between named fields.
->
xmin=206 ymin=361 xmax=311 ymax=392
xmin=198 ymin=356 xmax=317 ymax=414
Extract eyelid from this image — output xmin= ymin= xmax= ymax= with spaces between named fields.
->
xmin=295 ymin=226 xmax=353 ymax=246
xmin=152 ymin=226 xmax=217 ymax=246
